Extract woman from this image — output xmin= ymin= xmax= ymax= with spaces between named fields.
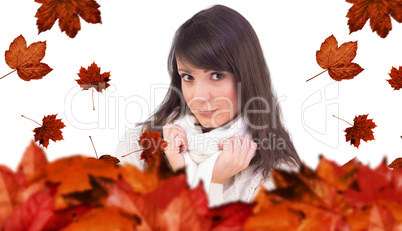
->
xmin=115 ymin=4 xmax=301 ymax=207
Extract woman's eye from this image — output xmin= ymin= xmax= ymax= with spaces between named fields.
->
xmin=181 ymin=74 xmax=194 ymax=81
xmin=212 ymin=73 xmax=224 ymax=80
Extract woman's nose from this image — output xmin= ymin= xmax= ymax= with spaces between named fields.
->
xmin=193 ymin=82 xmax=212 ymax=102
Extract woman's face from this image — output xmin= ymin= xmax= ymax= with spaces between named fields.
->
xmin=177 ymin=59 xmax=238 ymax=128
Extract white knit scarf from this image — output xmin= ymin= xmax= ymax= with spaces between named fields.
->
xmin=170 ymin=112 xmax=252 ymax=192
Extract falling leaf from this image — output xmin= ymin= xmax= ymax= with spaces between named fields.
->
xmin=34 ymin=0 xmax=102 ymax=38
xmin=307 ymin=35 xmax=364 ymax=82
xmin=344 ymin=114 xmax=377 ymax=148
xmin=75 ymin=62 xmax=110 ymax=110
xmin=346 ymin=0 xmax=402 ymax=38
xmin=32 ymin=114 xmax=66 ymax=148
xmin=76 ymin=62 xmax=110 ymax=92
xmin=389 ymin=158 xmax=402 ymax=169
xmin=386 ymin=66 xmax=402 ymax=90
xmin=2 ymin=35 xmax=52 ymax=81
xmin=138 ymin=130 xmax=168 ymax=165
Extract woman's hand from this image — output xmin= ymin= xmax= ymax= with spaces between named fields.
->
xmin=162 ymin=123 xmax=189 ymax=172
xmin=211 ymin=136 xmax=258 ymax=184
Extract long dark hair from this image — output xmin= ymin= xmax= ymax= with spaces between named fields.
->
xmin=137 ymin=4 xmax=301 ymax=177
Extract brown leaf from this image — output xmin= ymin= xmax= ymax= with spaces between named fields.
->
xmin=35 ymin=0 xmax=102 ymax=38
xmin=98 ymin=155 xmax=120 ymax=165
xmin=386 ymin=66 xmax=402 ymax=90
xmin=346 ymin=0 xmax=402 ymax=38
xmin=309 ymin=35 xmax=364 ymax=82
xmin=389 ymin=158 xmax=402 ymax=169
xmin=33 ymin=114 xmax=66 ymax=148
xmin=3 ymin=35 xmax=52 ymax=81
xmin=344 ymin=114 xmax=377 ymax=148
xmin=138 ymin=129 xmax=168 ymax=165
xmin=75 ymin=62 xmax=110 ymax=92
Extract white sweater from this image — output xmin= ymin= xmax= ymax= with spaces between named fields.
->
xmin=114 ymin=120 xmax=297 ymax=207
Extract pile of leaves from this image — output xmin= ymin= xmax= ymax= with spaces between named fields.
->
xmin=1 ymin=141 xmax=402 ymax=230
xmin=0 ymin=141 xmax=253 ymax=230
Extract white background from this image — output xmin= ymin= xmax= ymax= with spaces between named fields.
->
xmin=0 ymin=0 xmax=401 ymax=170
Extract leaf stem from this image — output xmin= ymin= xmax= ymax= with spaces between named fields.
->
xmin=121 ymin=149 xmax=145 ymax=158
xmin=306 ymin=69 xmax=328 ymax=82
xmin=92 ymin=88 xmax=95 ymax=111
xmin=0 ymin=69 xmax=17 ymax=80
xmin=89 ymin=136 xmax=98 ymax=159
xmin=21 ymin=115 xmax=42 ymax=126
xmin=333 ymin=115 xmax=353 ymax=126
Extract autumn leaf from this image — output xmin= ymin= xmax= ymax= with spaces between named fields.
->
xmin=75 ymin=62 xmax=110 ymax=110
xmin=121 ymin=129 xmax=168 ymax=170
xmin=343 ymin=160 xmax=402 ymax=207
xmin=22 ymin=114 xmax=66 ymax=148
xmin=1 ymin=35 xmax=52 ymax=81
xmin=339 ymin=114 xmax=377 ymax=148
xmin=386 ymin=66 xmax=402 ymax=90
xmin=30 ymin=156 xmax=120 ymax=209
xmin=389 ymin=158 xmax=402 ymax=169
xmin=99 ymin=155 xmax=120 ymax=165
xmin=35 ymin=0 xmax=102 ymax=38
xmin=17 ymin=141 xmax=48 ymax=183
xmin=65 ymin=206 xmax=140 ymax=230
xmin=346 ymin=0 xmax=402 ymax=38
xmin=307 ymin=35 xmax=364 ymax=82
xmin=0 ymin=166 xmax=23 ymax=228
xmin=3 ymin=188 xmax=54 ymax=231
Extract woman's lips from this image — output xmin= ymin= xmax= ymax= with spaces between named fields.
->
xmin=197 ymin=109 xmax=217 ymax=116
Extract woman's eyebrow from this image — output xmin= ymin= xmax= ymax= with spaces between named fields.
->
xmin=177 ymin=68 xmax=191 ymax=73
xmin=178 ymin=68 xmax=219 ymax=73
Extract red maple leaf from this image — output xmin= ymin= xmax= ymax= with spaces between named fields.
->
xmin=386 ymin=66 xmax=402 ymax=90
xmin=337 ymin=114 xmax=377 ymax=148
xmin=346 ymin=0 xmax=402 ymax=38
xmin=2 ymin=35 xmax=52 ymax=81
xmin=75 ymin=62 xmax=110 ymax=110
xmin=307 ymin=35 xmax=364 ymax=82
xmin=121 ymin=130 xmax=168 ymax=166
xmin=28 ymin=114 xmax=66 ymax=148
xmin=34 ymin=0 xmax=102 ymax=38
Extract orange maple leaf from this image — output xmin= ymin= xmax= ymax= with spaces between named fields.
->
xmin=346 ymin=0 xmax=402 ymax=38
xmin=28 ymin=114 xmax=66 ymax=149
xmin=307 ymin=35 xmax=364 ymax=82
xmin=339 ymin=114 xmax=377 ymax=148
xmin=2 ymin=35 xmax=52 ymax=81
xmin=386 ymin=66 xmax=402 ymax=90
xmin=34 ymin=0 xmax=102 ymax=38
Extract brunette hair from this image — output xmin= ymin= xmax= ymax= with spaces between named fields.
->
xmin=137 ymin=4 xmax=301 ymax=177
